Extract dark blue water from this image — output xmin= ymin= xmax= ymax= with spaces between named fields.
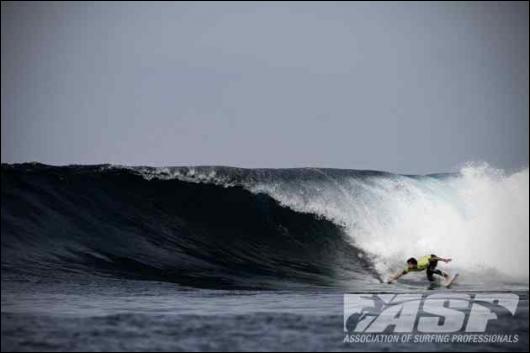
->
xmin=2 ymin=276 xmax=528 ymax=351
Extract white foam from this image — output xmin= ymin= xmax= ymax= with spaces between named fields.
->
xmin=125 ymin=166 xmax=236 ymax=186
xmin=247 ymin=164 xmax=529 ymax=282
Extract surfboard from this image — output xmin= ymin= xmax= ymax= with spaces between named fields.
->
xmin=444 ymin=273 xmax=459 ymax=288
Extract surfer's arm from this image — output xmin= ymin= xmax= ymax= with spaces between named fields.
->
xmin=431 ymin=255 xmax=452 ymax=263
xmin=387 ymin=270 xmax=408 ymax=284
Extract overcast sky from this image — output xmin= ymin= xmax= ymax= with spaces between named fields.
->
xmin=1 ymin=1 xmax=528 ymax=174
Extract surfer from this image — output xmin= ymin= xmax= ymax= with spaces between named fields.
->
xmin=387 ymin=254 xmax=452 ymax=284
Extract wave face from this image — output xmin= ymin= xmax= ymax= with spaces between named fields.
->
xmin=1 ymin=163 xmax=528 ymax=289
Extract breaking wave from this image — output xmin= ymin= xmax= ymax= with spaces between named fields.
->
xmin=1 ymin=163 xmax=528 ymax=289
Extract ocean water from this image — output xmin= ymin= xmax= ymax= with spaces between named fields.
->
xmin=2 ymin=277 xmax=528 ymax=351
xmin=1 ymin=163 xmax=528 ymax=351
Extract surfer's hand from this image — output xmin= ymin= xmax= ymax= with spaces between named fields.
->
xmin=386 ymin=280 xmax=394 ymax=284
xmin=444 ymin=258 xmax=452 ymax=263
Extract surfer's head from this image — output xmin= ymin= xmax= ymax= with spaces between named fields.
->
xmin=407 ymin=257 xmax=418 ymax=270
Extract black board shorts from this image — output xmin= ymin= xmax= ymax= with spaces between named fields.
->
xmin=426 ymin=256 xmax=443 ymax=281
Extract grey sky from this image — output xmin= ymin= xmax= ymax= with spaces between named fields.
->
xmin=1 ymin=1 xmax=528 ymax=174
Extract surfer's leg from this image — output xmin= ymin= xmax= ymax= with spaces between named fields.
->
xmin=432 ymin=269 xmax=446 ymax=277
xmin=426 ymin=269 xmax=435 ymax=281
xmin=427 ymin=259 xmax=447 ymax=281
xmin=427 ymin=260 xmax=437 ymax=281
